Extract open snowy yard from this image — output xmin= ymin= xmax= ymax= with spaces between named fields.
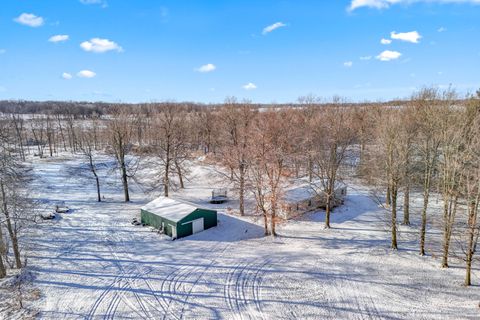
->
xmin=26 ymin=156 xmax=479 ymax=319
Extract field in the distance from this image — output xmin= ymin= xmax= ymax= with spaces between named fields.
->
xmin=26 ymin=155 xmax=479 ymax=319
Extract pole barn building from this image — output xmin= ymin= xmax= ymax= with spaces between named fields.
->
xmin=141 ymin=197 xmax=217 ymax=239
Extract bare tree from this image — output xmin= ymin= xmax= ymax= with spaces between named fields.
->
xmin=107 ymin=107 xmax=136 ymax=202
xmin=78 ymin=127 xmax=103 ymax=202
xmin=149 ymin=104 xmax=190 ymax=197
xmin=217 ymin=99 xmax=256 ymax=216
xmin=248 ymin=110 xmax=291 ymax=236
xmin=0 ymin=122 xmax=31 ymax=269
xmin=310 ymin=101 xmax=355 ymax=229
xmin=411 ymin=88 xmax=444 ymax=256
xmin=438 ymin=90 xmax=462 ymax=268
xmin=462 ymin=96 xmax=480 ymax=285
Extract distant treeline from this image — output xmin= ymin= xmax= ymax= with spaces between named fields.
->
xmin=0 ymin=99 xmax=423 ymax=116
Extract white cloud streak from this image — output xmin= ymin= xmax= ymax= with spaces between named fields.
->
xmin=14 ymin=13 xmax=44 ymax=27
xmin=195 ymin=63 xmax=216 ymax=73
xmin=381 ymin=38 xmax=392 ymax=44
xmin=243 ymin=83 xmax=257 ymax=90
xmin=262 ymin=22 xmax=287 ymax=35
xmin=80 ymin=38 xmax=123 ymax=53
xmin=62 ymin=73 xmax=73 ymax=80
xmin=349 ymin=0 xmax=480 ymax=11
xmin=77 ymin=70 xmax=96 ymax=78
xmin=376 ymin=50 xmax=402 ymax=61
xmin=391 ymin=31 xmax=422 ymax=43
xmin=344 ymin=61 xmax=353 ymax=67
xmin=49 ymin=35 xmax=69 ymax=43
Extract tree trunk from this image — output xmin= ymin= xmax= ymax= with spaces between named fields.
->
xmin=420 ymin=188 xmax=429 ymax=256
xmin=308 ymin=155 xmax=313 ymax=183
xmin=1 ymin=182 xmax=22 ymax=268
xmin=391 ymin=182 xmax=398 ymax=250
xmin=88 ymin=156 xmax=101 ymax=202
xmin=403 ymin=183 xmax=410 ymax=225
xmin=270 ymin=197 xmax=277 ymax=237
xmin=0 ymin=223 xmax=7 ymax=278
xmin=464 ymin=201 xmax=475 ymax=286
xmin=239 ymin=165 xmax=245 ymax=216
xmin=386 ymin=185 xmax=391 ymax=208
xmin=325 ymin=193 xmax=331 ymax=229
xmin=175 ymin=160 xmax=184 ymax=189
xmin=164 ymin=153 xmax=170 ymax=197
xmin=420 ymin=154 xmax=435 ymax=256
xmin=95 ymin=174 xmax=101 ymax=202
xmin=263 ymin=211 xmax=269 ymax=236
xmin=441 ymin=197 xmax=457 ymax=268
xmin=121 ymin=161 xmax=130 ymax=202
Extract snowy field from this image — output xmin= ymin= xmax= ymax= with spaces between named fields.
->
xmin=23 ymin=156 xmax=479 ymax=319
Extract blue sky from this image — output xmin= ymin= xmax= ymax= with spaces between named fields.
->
xmin=0 ymin=0 xmax=479 ymax=103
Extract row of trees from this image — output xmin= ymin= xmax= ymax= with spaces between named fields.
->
xmin=364 ymin=88 xmax=480 ymax=285
xmin=0 ymin=118 xmax=32 ymax=279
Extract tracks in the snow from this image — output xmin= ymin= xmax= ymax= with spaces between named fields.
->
xmin=223 ymin=257 xmax=276 ymax=320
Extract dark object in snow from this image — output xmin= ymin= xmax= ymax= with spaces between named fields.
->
xmin=211 ymin=188 xmax=228 ymax=204
xmin=40 ymin=212 xmax=56 ymax=220
xmin=131 ymin=218 xmax=142 ymax=226
xmin=55 ymin=204 xmax=69 ymax=213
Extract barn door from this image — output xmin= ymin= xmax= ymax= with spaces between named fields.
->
xmin=191 ymin=218 xmax=204 ymax=234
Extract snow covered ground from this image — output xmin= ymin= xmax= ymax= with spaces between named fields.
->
xmin=21 ymin=155 xmax=480 ymax=319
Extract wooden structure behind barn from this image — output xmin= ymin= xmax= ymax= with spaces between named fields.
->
xmin=280 ymin=182 xmax=347 ymax=219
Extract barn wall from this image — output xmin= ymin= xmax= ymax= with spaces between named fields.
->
xmin=141 ymin=209 xmax=177 ymax=237
xmin=177 ymin=209 xmax=218 ymax=238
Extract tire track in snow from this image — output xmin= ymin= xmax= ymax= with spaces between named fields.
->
xmin=178 ymin=243 xmax=231 ymax=319
xmin=224 ymin=257 xmax=275 ymax=320
xmin=86 ymin=234 xmax=154 ymax=319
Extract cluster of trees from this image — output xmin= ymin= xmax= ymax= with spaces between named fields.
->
xmin=0 ymin=88 xmax=478 ymax=287
xmin=361 ymin=88 xmax=480 ymax=285
xmin=0 ymin=118 xmax=32 ymax=279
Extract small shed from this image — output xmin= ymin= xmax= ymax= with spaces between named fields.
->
xmin=141 ymin=197 xmax=217 ymax=239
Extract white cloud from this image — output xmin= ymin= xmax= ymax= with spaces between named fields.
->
xmin=375 ymin=50 xmax=402 ymax=61
xmin=195 ymin=63 xmax=216 ymax=73
xmin=360 ymin=55 xmax=372 ymax=60
xmin=14 ymin=13 xmax=44 ymax=27
xmin=344 ymin=61 xmax=353 ymax=67
xmin=49 ymin=35 xmax=69 ymax=43
xmin=62 ymin=72 xmax=73 ymax=80
xmin=80 ymin=38 xmax=123 ymax=53
xmin=438 ymin=26 xmax=447 ymax=32
xmin=349 ymin=0 xmax=480 ymax=11
xmin=243 ymin=83 xmax=257 ymax=90
xmin=381 ymin=38 xmax=392 ymax=44
xmin=77 ymin=70 xmax=96 ymax=78
xmin=262 ymin=22 xmax=287 ymax=35
xmin=391 ymin=31 xmax=422 ymax=43
xmin=376 ymin=50 xmax=402 ymax=61
xmin=0 ymin=49 xmax=6 ymax=54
